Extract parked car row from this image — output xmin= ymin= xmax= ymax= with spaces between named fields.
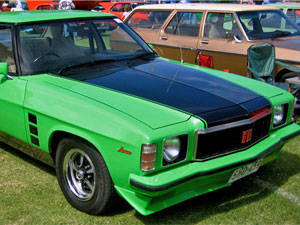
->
xmin=125 ymin=3 xmax=300 ymax=82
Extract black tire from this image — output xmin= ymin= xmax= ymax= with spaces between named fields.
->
xmin=55 ymin=138 xmax=115 ymax=215
xmin=277 ymin=72 xmax=298 ymax=82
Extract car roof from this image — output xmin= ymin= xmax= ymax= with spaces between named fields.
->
xmin=0 ymin=10 xmax=113 ymax=24
xmin=131 ymin=3 xmax=278 ymax=12
xmin=271 ymin=3 xmax=300 ymax=9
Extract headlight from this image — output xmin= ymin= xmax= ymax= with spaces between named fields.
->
xmin=163 ymin=137 xmax=181 ymax=163
xmin=273 ymin=104 xmax=288 ymax=127
xmin=162 ymin=134 xmax=188 ymax=166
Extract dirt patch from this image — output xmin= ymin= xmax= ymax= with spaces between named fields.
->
xmin=0 ymin=182 xmax=29 ymax=188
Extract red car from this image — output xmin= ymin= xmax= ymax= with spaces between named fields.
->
xmin=96 ymin=1 xmax=149 ymax=20
xmin=27 ymin=0 xmax=98 ymax=10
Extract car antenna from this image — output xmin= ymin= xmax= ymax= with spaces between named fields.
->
xmin=175 ymin=3 xmax=184 ymax=64
xmin=166 ymin=3 xmax=182 ymax=93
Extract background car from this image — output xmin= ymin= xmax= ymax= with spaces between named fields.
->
xmin=272 ymin=3 xmax=300 ymax=27
xmin=95 ymin=1 xmax=149 ymax=19
xmin=125 ymin=3 xmax=300 ymax=82
xmin=26 ymin=0 xmax=98 ymax=10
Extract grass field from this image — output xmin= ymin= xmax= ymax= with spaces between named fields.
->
xmin=1 ymin=120 xmax=300 ymax=224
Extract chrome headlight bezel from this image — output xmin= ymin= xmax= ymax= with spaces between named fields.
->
xmin=162 ymin=134 xmax=188 ymax=166
xmin=273 ymin=103 xmax=288 ymax=128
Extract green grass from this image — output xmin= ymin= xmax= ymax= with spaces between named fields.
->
xmin=1 ymin=122 xmax=300 ymax=224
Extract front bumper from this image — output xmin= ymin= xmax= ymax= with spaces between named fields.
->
xmin=116 ymin=123 xmax=300 ymax=216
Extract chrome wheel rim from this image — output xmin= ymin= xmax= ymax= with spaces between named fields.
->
xmin=63 ymin=148 xmax=96 ymax=201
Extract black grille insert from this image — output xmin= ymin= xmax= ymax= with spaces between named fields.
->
xmin=195 ymin=113 xmax=272 ymax=161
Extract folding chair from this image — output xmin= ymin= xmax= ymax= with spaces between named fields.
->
xmin=247 ymin=43 xmax=300 ymax=87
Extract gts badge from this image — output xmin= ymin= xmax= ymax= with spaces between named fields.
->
xmin=117 ymin=147 xmax=132 ymax=155
xmin=241 ymin=129 xmax=253 ymax=144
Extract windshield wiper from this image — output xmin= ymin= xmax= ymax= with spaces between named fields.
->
xmin=271 ymin=31 xmax=291 ymax=39
xmin=57 ymin=58 xmax=116 ymax=76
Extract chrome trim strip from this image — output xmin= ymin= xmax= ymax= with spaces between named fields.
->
xmin=196 ymin=108 xmax=272 ymax=135
xmin=0 ymin=131 xmax=54 ymax=167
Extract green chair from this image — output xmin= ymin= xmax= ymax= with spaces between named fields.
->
xmin=247 ymin=43 xmax=300 ymax=87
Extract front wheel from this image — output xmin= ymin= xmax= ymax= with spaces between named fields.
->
xmin=55 ymin=138 xmax=115 ymax=215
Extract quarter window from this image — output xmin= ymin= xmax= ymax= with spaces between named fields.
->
xmin=165 ymin=12 xmax=202 ymax=37
xmin=0 ymin=26 xmax=16 ymax=73
xmin=204 ymin=12 xmax=243 ymax=39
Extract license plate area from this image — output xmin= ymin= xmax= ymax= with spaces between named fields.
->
xmin=228 ymin=159 xmax=263 ymax=183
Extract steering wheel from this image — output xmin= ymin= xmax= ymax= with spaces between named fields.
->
xmin=33 ymin=52 xmax=60 ymax=63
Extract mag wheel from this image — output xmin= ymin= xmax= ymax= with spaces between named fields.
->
xmin=55 ymin=138 xmax=115 ymax=215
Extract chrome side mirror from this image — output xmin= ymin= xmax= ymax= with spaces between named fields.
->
xmin=225 ymin=32 xmax=242 ymax=43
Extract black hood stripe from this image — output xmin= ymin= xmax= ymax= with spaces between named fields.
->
xmin=72 ymin=59 xmax=270 ymax=125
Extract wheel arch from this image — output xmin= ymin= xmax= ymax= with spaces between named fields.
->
xmin=49 ymin=130 xmax=99 ymax=164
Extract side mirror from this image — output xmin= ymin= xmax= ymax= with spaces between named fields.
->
xmin=225 ymin=32 xmax=242 ymax=43
xmin=0 ymin=62 xmax=8 ymax=75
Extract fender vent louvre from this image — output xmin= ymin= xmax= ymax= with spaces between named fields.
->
xmin=30 ymin=136 xmax=40 ymax=146
xmin=29 ymin=125 xmax=38 ymax=136
xmin=28 ymin=113 xmax=39 ymax=146
xmin=28 ymin=113 xmax=37 ymax=124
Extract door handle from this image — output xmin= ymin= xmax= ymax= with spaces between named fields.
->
xmin=201 ymin=40 xmax=209 ymax=44
xmin=161 ymin=36 xmax=168 ymax=40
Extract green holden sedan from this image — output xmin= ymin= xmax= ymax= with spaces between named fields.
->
xmin=0 ymin=10 xmax=299 ymax=216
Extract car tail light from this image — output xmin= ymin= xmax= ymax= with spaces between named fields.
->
xmin=141 ymin=144 xmax=156 ymax=171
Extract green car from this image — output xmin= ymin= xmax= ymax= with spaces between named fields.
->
xmin=0 ymin=10 xmax=299 ymax=216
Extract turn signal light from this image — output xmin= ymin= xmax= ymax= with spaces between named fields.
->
xmin=141 ymin=144 xmax=157 ymax=171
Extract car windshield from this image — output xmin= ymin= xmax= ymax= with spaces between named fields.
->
xmin=17 ymin=18 xmax=153 ymax=75
xmin=237 ymin=10 xmax=300 ymax=40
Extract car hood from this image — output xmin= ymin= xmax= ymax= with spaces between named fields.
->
xmin=50 ymin=58 xmax=270 ymax=128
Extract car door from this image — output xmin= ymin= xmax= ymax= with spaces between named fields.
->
xmin=126 ymin=10 xmax=172 ymax=50
xmin=198 ymin=12 xmax=250 ymax=76
xmin=157 ymin=11 xmax=203 ymax=64
xmin=0 ymin=26 xmax=28 ymax=143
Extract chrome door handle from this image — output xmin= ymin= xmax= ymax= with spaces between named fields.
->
xmin=201 ymin=40 xmax=209 ymax=44
xmin=161 ymin=36 xmax=168 ymax=40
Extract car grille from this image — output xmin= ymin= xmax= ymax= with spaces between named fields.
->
xmin=195 ymin=113 xmax=272 ymax=161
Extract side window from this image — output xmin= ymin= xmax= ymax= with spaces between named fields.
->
xmin=287 ymin=9 xmax=300 ymax=26
xmin=165 ymin=12 xmax=202 ymax=37
xmin=127 ymin=11 xmax=171 ymax=30
xmin=204 ymin=12 xmax=243 ymax=39
xmin=0 ymin=26 xmax=16 ymax=73
xmin=111 ymin=4 xmax=124 ymax=12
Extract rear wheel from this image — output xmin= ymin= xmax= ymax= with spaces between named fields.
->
xmin=55 ymin=138 xmax=115 ymax=215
